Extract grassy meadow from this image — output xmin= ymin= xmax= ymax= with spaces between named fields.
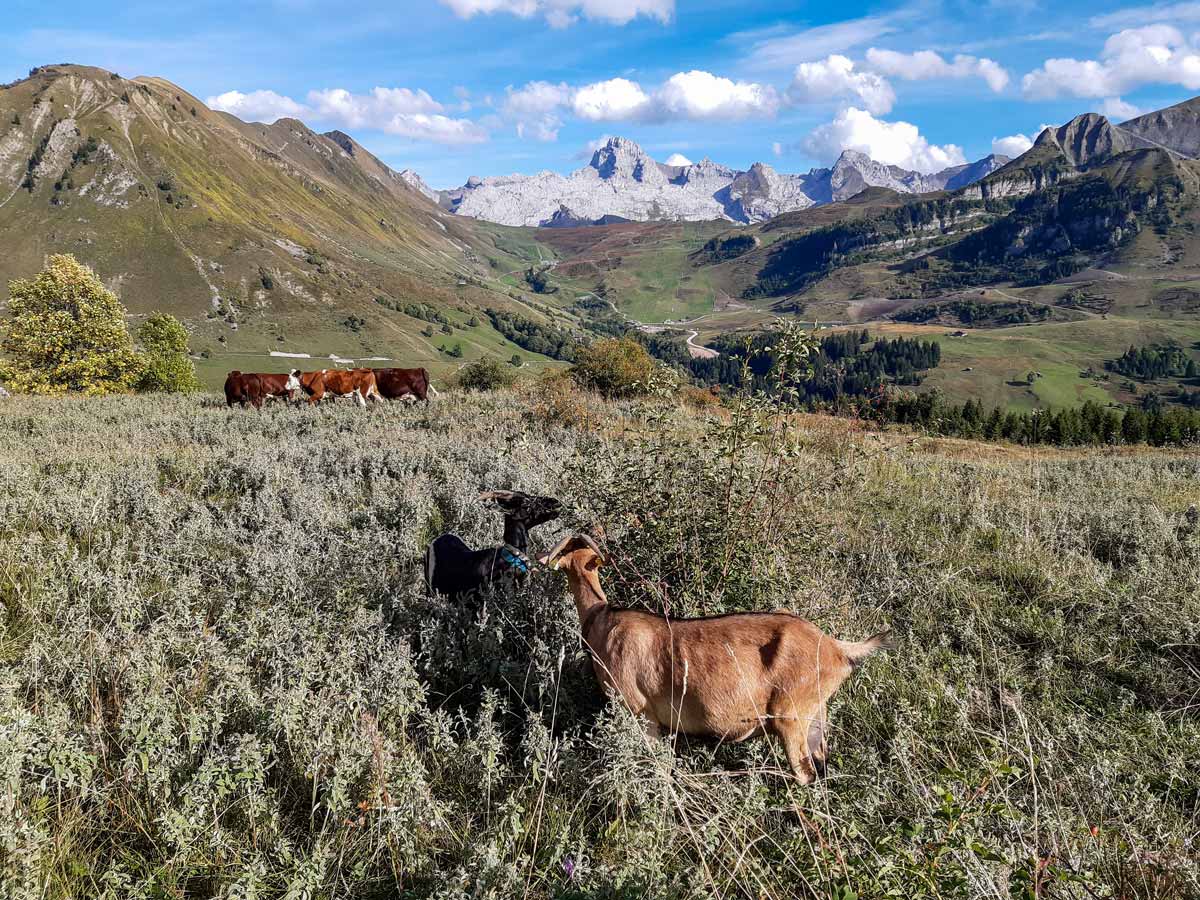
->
xmin=1 ymin=387 xmax=1198 ymax=898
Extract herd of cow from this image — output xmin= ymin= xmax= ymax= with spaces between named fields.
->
xmin=223 ymin=366 xmax=437 ymax=408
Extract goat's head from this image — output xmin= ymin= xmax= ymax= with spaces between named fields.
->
xmin=539 ymin=533 xmax=605 ymax=572
xmin=480 ymin=490 xmax=563 ymax=528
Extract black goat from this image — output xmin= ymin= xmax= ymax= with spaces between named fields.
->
xmin=424 ymin=491 xmax=563 ymax=599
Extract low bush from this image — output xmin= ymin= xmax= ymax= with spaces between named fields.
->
xmin=456 ymin=357 xmax=518 ymax=392
xmin=135 ymin=312 xmax=201 ymax=393
xmin=570 ymin=337 xmax=656 ymax=398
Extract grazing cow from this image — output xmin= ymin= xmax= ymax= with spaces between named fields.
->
xmin=294 ymin=368 xmax=382 ymax=407
xmin=224 ymin=371 xmax=266 ymax=408
xmin=374 ymin=367 xmax=438 ymax=402
xmin=224 ymin=371 xmax=301 ymax=408
xmin=257 ymin=372 xmax=303 ymax=403
xmin=425 ymin=491 xmax=563 ymax=599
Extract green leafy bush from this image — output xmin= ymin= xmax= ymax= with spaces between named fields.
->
xmin=456 ymin=357 xmax=518 ymax=391
xmin=134 ymin=312 xmax=200 ymax=393
xmin=570 ymin=337 xmax=656 ymax=398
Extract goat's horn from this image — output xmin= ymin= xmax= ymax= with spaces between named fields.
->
xmin=539 ymin=533 xmax=576 ymax=566
xmin=579 ymin=533 xmax=607 ymax=564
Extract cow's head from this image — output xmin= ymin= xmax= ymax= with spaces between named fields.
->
xmin=480 ymin=490 xmax=563 ymax=528
xmin=285 ymin=370 xmax=303 ymax=393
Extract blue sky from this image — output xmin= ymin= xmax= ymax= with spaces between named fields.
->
xmin=5 ymin=0 xmax=1200 ymax=187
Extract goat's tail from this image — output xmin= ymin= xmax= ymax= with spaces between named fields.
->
xmin=837 ymin=630 xmax=895 ymax=668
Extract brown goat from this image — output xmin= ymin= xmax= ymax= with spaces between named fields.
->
xmin=540 ymin=534 xmax=892 ymax=783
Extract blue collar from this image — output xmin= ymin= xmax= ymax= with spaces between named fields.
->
xmin=497 ymin=544 xmax=531 ymax=574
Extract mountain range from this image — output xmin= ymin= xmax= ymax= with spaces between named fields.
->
xmin=425 ymin=137 xmax=1010 ymax=227
xmin=3 ymin=63 xmax=1200 ymax=405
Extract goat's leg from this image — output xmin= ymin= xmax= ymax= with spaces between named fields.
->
xmin=776 ymin=719 xmax=817 ymax=785
xmin=807 ymin=706 xmax=829 ymax=780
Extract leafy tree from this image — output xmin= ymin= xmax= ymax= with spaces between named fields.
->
xmin=444 ymin=342 xmax=464 ymax=358
xmin=571 ymin=338 xmax=655 ymax=398
xmin=135 ymin=313 xmax=200 ymax=393
xmin=457 ymin=357 xmax=517 ymax=392
xmin=509 ymin=353 xmax=522 ymax=367
xmin=2 ymin=254 xmax=142 ymax=395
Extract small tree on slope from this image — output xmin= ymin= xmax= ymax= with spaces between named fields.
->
xmin=2 ymin=254 xmax=143 ymax=395
xmin=136 ymin=312 xmax=201 ymax=393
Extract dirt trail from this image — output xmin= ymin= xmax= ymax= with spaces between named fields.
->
xmin=686 ymin=329 xmax=718 ymax=359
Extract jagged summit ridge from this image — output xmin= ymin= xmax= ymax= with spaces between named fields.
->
xmin=1119 ymin=97 xmax=1200 ymax=158
xmin=438 ymin=136 xmax=1006 ymax=227
xmin=1033 ymin=113 xmax=1164 ymax=167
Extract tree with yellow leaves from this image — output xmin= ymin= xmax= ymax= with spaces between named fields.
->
xmin=2 ymin=254 xmax=143 ymax=395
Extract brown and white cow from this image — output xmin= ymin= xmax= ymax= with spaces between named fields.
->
xmin=293 ymin=368 xmax=382 ymax=407
xmin=258 ymin=372 xmax=303 ymax=403
xmin=373 ymin=367 xmax=439 ymax=402
xmin=224 ymin=371 xmax=302 ymax=408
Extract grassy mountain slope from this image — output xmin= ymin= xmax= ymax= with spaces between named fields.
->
xmin=0 ymin=65 xmax=580 ymax=385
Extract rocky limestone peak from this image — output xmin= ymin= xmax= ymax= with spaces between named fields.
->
xmin=588 ymin=136 xmax=665 ymax=185
xmin=398 ymin=168 xmax=438 ymax=202
xmin=728 ymin=161 xmax=777 ymax=199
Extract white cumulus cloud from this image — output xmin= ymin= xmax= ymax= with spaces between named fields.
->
xmin=665 ymin=152 xmax=692 ymax=165
xmin=1098 ymin=96 xmax=1144 ymax=120
xmin=497 ymin=70 xmax=785 ymax=138
xmin=304 ymin=87 xmax=486 ymax=144
xmin=572 ymin=77 xmax=653 ymax=120
xmin=1022 ymin=24 xmax=1200 ymax=98
xmin=383 ymin=113 xmax=489 ymax=144
xmin=991 ymin=133 xmax=1034 ymax=157
xmin=503 ymin=81 xmax=571 ymax=141
xmin=437 ymin=0 xmax=672 ymax=28
xmin=207 ymin=84 xmax=487 ymax=144
xmin=654 ymin=70 xmax=781 ymax=119
xmin=866 ymin=48 xmax=1010 ymax=92
xmin=803 ymin=107 xmax=966 ymax=172
xmin=789 ymin=55 xmax=895 ymax=114
xmin=206 ymin=89 xmax=307 ymax=123
xmin=306 ymin=87 xmax=444 ymax=128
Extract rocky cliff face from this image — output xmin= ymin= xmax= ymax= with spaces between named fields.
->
xmin=1034 ymin=113 xmax=1162 ymax=167
xmin=1120 ymin=97 xmax=1200 ymax=158
xmin=438 ymin=137 xmax=1004 ymax=227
